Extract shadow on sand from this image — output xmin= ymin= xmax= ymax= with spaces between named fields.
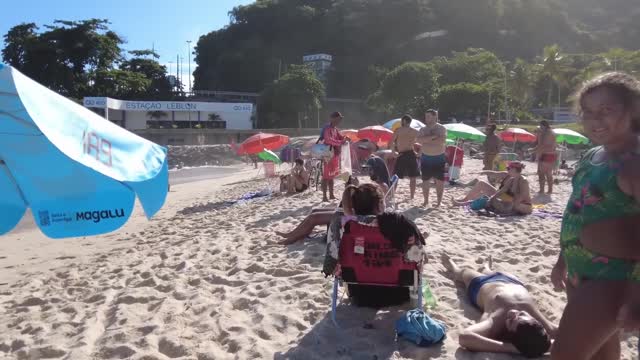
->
xmin=274 ymin=303 xmax=445 ymax=360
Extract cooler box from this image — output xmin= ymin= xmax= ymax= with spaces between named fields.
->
xmin=264 ymin=162 xmax=276 ymax=177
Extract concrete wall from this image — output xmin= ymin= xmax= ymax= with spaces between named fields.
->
xmin=133 ymin=128 xmax=321 ymax=146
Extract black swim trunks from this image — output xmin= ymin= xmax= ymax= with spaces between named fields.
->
xmin=394 ymin=151 xmax=420 ymax=179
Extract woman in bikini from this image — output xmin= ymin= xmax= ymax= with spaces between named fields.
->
xmin=452 ymin=162 xmax=532 ymax=215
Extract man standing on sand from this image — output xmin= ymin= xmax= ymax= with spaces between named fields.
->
xmin=482 ymin=124 xmax=501 ymax=170
xmin=391 ymin=115 xmax=420 ymax=200
xmin=532 ymin=120 xmax=557 ymax=194
xmin=417 ymin=109 xmax=447 ymax=207
xmin=319 ymin=112 xmax=346 ymax=202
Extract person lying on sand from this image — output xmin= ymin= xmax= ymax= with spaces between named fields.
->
xmin=275 ymin=176 xmax=359 ymax=245
xmin=442 ymin=254 xmax=555 ymax=357
xmin=280 ymin=158 xmax=310 ymax=194
xmin=452 ymin=162 xmax=532 ymax=215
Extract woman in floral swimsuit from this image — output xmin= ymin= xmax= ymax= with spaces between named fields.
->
xmin=551 ymin=72 xmax=640 ymax=360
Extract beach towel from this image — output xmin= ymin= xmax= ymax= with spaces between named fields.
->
xmin=396 ymin=309 xmax=447 ymax=347
xmin=225 ymin=189 xmax=272 ymax=205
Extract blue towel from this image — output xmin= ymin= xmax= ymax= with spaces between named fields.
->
xmin=396 ymin=309 xmax=446 ymax=347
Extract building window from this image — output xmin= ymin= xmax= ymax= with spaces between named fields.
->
xmin=207 ymin=121 xmax=226 ymax=129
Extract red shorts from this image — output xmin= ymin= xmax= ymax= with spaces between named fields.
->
xmin=539 ymin=153 xmax=557 ymax=163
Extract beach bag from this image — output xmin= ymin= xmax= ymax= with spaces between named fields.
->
xmin=338 ymin=143 xmax=352 ymax=180
xmin=395 ymin=309 xmax=446 ymax=347
xmin=470 ymin=195 xmax=490 ymax=211
xmin=311 ymin=144 xmax=333 ymax=160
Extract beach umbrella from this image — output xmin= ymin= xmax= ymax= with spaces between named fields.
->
xmin=238 ymin=133 xmax=289 ymax=155
xmin=383 ymin=118 xmax=426 ymax=132
xmin=0 ymin=63 xmax=168 ymax=239
xmin=258 ymin=149 xmax=282 ymax=164
xmin=553 ymin=128 xmax=589 ymax=145
xmin=358 ymin=126 xmax=394 ymax=146
xmin=340 ymin=129 xmax=361 ymax=142
xmin=444 ymin=123 xmax=486 ymax=142
xmin=499 ymin=128 xmax=537 ymax=143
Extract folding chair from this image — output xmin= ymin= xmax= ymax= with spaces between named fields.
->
xmin=384 ymin=174 xmax=399 ymax=210
xmin=330 ymin=219 xmax=423 ymax=327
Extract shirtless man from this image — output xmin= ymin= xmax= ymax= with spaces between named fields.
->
xmin=392 ymin=115 xmax=420 ymax=199
xmin=532 ymin=120 xmax=557 ymax=194
xmin=482 ymin=124 xmax=501 ymax=170
xmin=416 ymin=109 xmax=447 ymax=207
xmin=442 ymin=254 xmax=555 ymax=358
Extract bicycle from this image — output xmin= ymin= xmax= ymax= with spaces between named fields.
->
xmin=306 ymin=158 xmax=324 ymax=191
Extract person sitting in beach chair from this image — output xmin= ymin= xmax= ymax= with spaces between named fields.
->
xmin=361 ymin=154 xmax=391 ymax=193
xmin=441 ymin=254 xmax=555 ymax=358
xmin=452 ymin=162 xmax=532 ymax=215
xmin=322 ymin=184 xmax=426 ymax=319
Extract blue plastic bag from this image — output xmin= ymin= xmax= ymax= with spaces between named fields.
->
xmin=470 ymin=195 xmax=490 ymax=211
xmin=395 ymin=309 xmax=446 ymax=347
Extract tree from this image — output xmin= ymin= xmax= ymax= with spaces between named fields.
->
xmin=437 ymin=83 xmax=490 ymax=121
xmin=540 ymin=44 xmax=569 ymax=107
xmin=371 ymin=62 xmax=440 ymax=115
xmin=208 ymin=113 xmax=222 ymax=121
xmin=258 ymin=65 xmax=325 ymax=128
xmin=2 ymin=20 xmax=174 ymax=101
xmin=120 ymin=50 xmax=172 ymax=99
xmin=509 ymin=58 xmax=535 ymax=109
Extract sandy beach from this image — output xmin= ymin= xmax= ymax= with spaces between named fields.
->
xmin=0 ymin=158 xmax=637 ymax=360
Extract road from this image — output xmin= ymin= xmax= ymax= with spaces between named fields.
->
xmin=169 ymin=166 xmax=243 ymax=185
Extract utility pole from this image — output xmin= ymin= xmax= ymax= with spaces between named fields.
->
xmin=176 ymin=54 xmax=180 ymax=89
xmin=503 ymin=63 xmax=509 ymax=123
xmin=487 ymin=91 xmax=492 ymax=125
xmin=187 ymin=40 xmax=192 ymax=94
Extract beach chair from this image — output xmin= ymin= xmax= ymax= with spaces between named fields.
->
xmin=385 ymin=174 xmax=399 ymax=210
xmin=330 ymin=220 xmax=423 ymax=327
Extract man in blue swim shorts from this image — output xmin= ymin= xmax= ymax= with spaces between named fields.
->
xmin=417 ymin=109 xmax=447 ymax=207
xmin=442 ymin=254 xmax=556 ymax=358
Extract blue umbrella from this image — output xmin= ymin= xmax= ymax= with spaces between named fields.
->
xmin=0 ymin=63 xmax=168 ymax=239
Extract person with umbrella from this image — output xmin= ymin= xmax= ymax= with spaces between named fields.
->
xmin=417 ymin=109 xmax=448 ymax=207
xmin=482 ymin=124 xmax=502 ymax=170
xmin=319 ymin=112 xmax=347 ymax=202
xmin=532 ymin=120 xmax=557 ymax=194
xmin=391 ymin=115 xmax=420 ymax=200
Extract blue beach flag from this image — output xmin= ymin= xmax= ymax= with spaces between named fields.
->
xmin=0 ymin=63 xmax=168 ymax=239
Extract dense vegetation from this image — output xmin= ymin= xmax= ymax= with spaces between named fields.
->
xmin=3 ymin=1 xmax=640 ymax=127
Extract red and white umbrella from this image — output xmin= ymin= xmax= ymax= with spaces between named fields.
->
xmin=237 ymin=133 xmax=290 ymax=155
xmin=498 ymin=128 xmax=537 ymax=143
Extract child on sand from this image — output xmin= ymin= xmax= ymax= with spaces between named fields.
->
xmin=551 ymin=72 xmax=640 ymax=360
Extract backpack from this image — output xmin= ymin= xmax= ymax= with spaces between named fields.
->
xmin=395 ymin=309 xmax=447 ymax=347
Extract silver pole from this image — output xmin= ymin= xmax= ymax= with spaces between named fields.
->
xmin=187 ymin=40 xmax=192 ymax=94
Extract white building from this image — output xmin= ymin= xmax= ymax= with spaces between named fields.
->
xmin=83 ymin=97 xmax=254 ymax=131
xmin=303 ymin=54 xmax=332 ymax=87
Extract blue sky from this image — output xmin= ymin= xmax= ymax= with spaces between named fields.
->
xmin=0 ymin=0 xmax=254 ymax=88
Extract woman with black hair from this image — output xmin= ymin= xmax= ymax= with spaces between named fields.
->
xmin=322 ymin=183 xmax=427 ymax=307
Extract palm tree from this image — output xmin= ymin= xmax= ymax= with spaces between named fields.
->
xmin=146 ymin=111 xmax=168 ymax=129
xmin=208 ymin=113 xmax=222 ymax=121
xmin=510 ymin=58 xmax=533 ymax=109
xmin=541 ymin=45 xmax=567 ymax=108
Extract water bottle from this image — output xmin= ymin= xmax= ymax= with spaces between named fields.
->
xmin=422 ymin=278 xmax=437 ymax=310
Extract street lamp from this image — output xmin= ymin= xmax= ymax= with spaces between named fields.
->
xmin=186 ymin=40 xmax=192 ymax=94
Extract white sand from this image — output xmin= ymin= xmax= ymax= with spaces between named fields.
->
xmin=0 ymin=159 xmax=637 ymax=359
